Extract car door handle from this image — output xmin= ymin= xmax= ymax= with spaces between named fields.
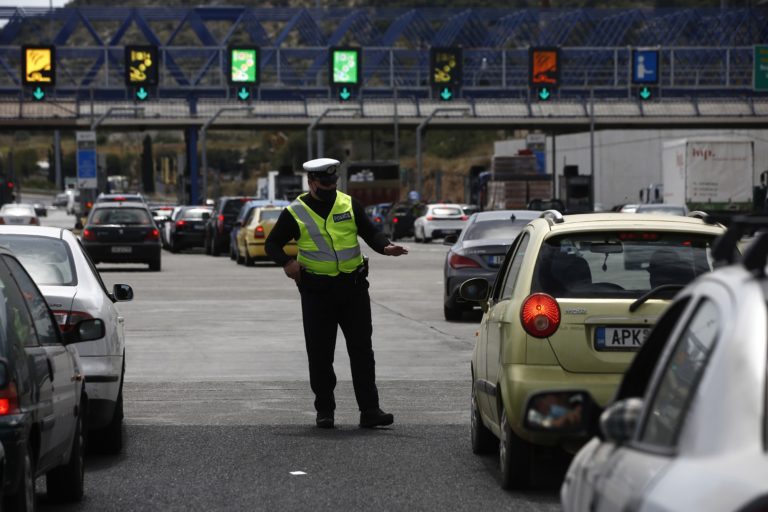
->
xmin=72 ymin=373 xmax=83 ymax=382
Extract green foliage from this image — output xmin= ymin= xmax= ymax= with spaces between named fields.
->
xmin=12 ymin=149 xmax=40 ymax=178
xmin=207 ymin=148 xmax=243 ymax=174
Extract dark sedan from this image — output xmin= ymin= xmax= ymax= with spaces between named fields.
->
xmin=169 ymin=206 xmax=212 ymax=252
xmin=443 ymin=209 xmax=540 ymax=320
xmin=81 ymin=203 xmax=162 ymax=271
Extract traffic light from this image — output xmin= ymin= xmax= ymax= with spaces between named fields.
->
xmin=22 ymin=46 xmax=55 ymax=101
xmin=125 ymin=45 xmax=158 ymax=101
xmin=329 ymin=47 xmax=361 ymax=101
xmin=228 ymin=46 xmax=259 ymax=102
xmin=529 ymin=47 xmax=560 ymax=101
xmin=631 ymin=49 xmax=659 ymax=101
xmin=430 ymin=47 xmax=462 ymax=101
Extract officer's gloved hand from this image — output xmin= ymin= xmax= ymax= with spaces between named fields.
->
xmin=284 ymin=259 xmax=302 ymax=282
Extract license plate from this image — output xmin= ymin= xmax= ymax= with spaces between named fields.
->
xmin=193 ymin=225 xmax=204 ymax=230
xmin=488 ymin=255 xmax=505 ymax=266
xmin=595 ymin=326 xmax=650 ymax=350
xmin=111 ymin=246 xmax=132 ymax=254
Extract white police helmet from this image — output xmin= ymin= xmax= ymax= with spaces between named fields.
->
xmin=303 ymin=158 xmax=340 ymax=184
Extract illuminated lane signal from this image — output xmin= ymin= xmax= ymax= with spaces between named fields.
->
xmin=430 ymin=47 xmax=462 ymax=101
xmin=330 ymin=47 xmax=361 ymax=101
xmin=529 ymin=47 xmax=560 ymax=101
xmin=22 ymin=45 xmax=55 ymax=100
xmin=228 ymin=46 xmax=259 ymax=101
xmin=125 ymin=45 xmax=158 ymax=101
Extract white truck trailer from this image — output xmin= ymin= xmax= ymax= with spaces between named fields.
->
xmin=661 ymin=138 xmax=755 ymax=214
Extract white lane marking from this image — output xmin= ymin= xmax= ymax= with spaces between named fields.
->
xmin=290 ymin=471 xmax=307 ymax=476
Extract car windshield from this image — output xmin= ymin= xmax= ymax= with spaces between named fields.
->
xmin=0 ymin=235 xmax=76 ymax=286
xmin=90 ymin=208 xmax=152 ymax=225
xmin=464 ymin=219 xmax=531 ymax=241
xmin=100 ymin=196 xmax=142 ymax=202
xmin=259 ymin=209 xmax=282 ymax=222
xmin=430 ymin=207 xmax=462 ymax=217
xmin=181 ymin=208 xmax=210 ymax=220
xmin=1 ymin=205 xmax=35 ymax=216
xmin=533 ymin=231 xmax=718 ymax=299
xmin=377 ymin=205 xmax=391 ymax=216
xmin=224 ymin=199 xmax=255 ymax=215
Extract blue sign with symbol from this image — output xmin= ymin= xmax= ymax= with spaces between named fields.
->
xmin=632 ymin=49 xmax=659 ymax=85
xmin=76 ymin=131 xmax=97 ymax=189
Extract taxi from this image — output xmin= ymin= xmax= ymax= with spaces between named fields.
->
xmin=236 ymin=204 xmax=296 ymax=266
xmin=459 ymin=211 xmax=726 ymax=489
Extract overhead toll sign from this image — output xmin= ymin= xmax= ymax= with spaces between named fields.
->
xmin=125 ymin=45 xmax=159 ymax=86
xmin=430 ymin=47 xmax=462 ymax=101
xmin=529 ymin=47 xmax=560 ymax=101
xmin=632 ymin=48 xmax=659 ymax=101
xmin=228 ymin=46 xmax=259 ymax=102
xmin=22 ymin=45 xmax=55 ymax=89
xmin=330 ymin=47 xmax=360 ymax=101
xmin=755 ymin=45 xmax=768 ymax=92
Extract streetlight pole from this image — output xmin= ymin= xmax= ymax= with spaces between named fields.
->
xmin=307 ymin=107 xmax=361 ymax=161
xmin=416 ymin=107 xmax=469 ymax=200
xmin=200 ymin=107 xmax=252 ymax=203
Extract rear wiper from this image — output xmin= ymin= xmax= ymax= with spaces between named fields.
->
xmin=629 ymin=284 xmax=684 ymax=313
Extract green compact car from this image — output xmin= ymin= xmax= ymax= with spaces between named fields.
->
xmin=461 ymin=211 xmax=726 ymax=489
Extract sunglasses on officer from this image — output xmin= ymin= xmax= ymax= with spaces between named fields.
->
xmin=309 ymin=166 xmax=339 ymax=185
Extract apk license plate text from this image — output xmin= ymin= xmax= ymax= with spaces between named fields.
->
xmin=595 ymin=326 xmax=650 ymax=350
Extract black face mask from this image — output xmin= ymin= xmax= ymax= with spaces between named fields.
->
xmin=315 ymin=187 xmax=337 ymax=203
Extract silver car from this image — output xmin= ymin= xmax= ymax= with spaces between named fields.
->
xmin=442 ymin=210 xmax=540 ymax=320
xmin=530 ymin=218 xmax=767 ymax=512
xmin=0 ymin=226 xmax=133 ymax=453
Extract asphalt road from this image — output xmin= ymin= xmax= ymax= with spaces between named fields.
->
xmin=32 ymin=201 xmax=564 ymax=512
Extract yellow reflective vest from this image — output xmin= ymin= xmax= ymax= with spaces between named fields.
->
xmin=287 ymin=192 xmax=363 ymax=276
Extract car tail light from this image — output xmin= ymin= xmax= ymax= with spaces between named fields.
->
xmin=82 ymin=229 xmax=96 ymax=241
xmin=30 ymin=217 xmax=40 ymax=225
xmin=254 ymin=225 xmax=265 ymax=238
xmin=0 ymin=381 xmax=19 ymax=415
xmin=461 ymin=215 xmax=468 ymax=221
xmin=175 ymin=220 xmax=186 ymax=228
xmin=0 ymin=219 xmax=4 ymax=225
xmin=375 ymin=217 xmax=382 ymax=223
xmin=86 ymin=201 xmax=93 ymax=209
xmin=52 ymin=310 xmax=94 ymax=334
xmin=393 ymin=217 xmax=399 ymax=224
xmin=426 ymin=215 xmax=434 ymax=221
xmin=520 ymin=293 xmax=561 ymax=338
xmin=217 ymin=214 xmax=225 ymax=232
xmin=449 ymin=253 xmax=481 ymax=269
xmin=146 ymin=228 xmax=160 ymax=241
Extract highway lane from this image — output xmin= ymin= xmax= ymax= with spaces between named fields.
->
xmin=34 ymin=207 xmax=563 ymax=511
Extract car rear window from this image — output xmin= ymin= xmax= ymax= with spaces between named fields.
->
xmin=431 ymin=207 xmax=462 ymax=217
xmin=224 ymin=199 xmax=256 ymax=215
xmin=181 ymin=208 xmax=211 ymax=220
xmin=259 ymin=209 xmax=282 ymax=222
xmin=0 ymin=235 xmax=76 ymax=286
xmin=532 ymin=231 xmax=718 ymax=299
xmin=90 ymin=208 xmax=152 ymax=225
xmin=1 ymin=206 xmax=35 ymax=216
xmin=464 ymin=219 xmax=531 ymax=241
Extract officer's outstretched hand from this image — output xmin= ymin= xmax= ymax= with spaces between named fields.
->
xmin=383 ymin=244 xmax=408 ymax=256
xmin=283 ymin=259 xmax=302 ymax=282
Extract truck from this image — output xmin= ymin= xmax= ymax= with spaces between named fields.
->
xmin=482 ymin=152 xmax=553 ymax=210
xmin=256 ymin=170 xmax=308 ymax=202
xmin=661 ymin=138 xmax=756 ymax=215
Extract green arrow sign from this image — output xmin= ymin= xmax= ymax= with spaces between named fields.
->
xmin=136 ymin=87 xmax=148 ymax=101
xmin=538 ymin=87 xmax=551 ymax=101
xmin=339 ymin=87 xmax=351 ymax=101
xmin=639 ymin=87 xmax=652 ymax=100
xmin=238 ymin=87 xmax=250 ymax=101
xmin=32 ymin=86 xmax=45 ymax=101
xmin=755 ymin=45 xmax=768 ymax=91
xmin=440 ymin=87 xmax=453 ymax=101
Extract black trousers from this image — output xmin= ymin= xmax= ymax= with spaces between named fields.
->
xmin=298 ymin=269 xmax=380 ymax=413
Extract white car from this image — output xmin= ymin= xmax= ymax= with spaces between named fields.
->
xmin=534 ymin=218 xmax=768 ymax=512
xmin=0 ymin=226 xmax=133 ymax=453
xmin=0 ymin=203 xmax=39 ymax=225
xmin=413 ymin=203 xmax=468 ymax=243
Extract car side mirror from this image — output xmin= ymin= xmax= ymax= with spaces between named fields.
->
xmin=599 ymin=398 xmax=644 ymax=445
xmin=113 ymin=284 xmax=134 ymax=302
xmin=459 ymin=278 xmax=490 ymax=312
xmin=62 ymin=318 xmax=106 ymax=345
xmin=443 ymin=234 xmax=458 ymax=245
xmin=523 ymin=390 xmax=597 ymax=435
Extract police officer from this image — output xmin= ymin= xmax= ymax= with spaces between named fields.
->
xmin=265 ymin=158 xmax=408 ymax=429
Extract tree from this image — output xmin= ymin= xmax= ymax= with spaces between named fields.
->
xmin=141 ymin=135 xmax=155 ymax=194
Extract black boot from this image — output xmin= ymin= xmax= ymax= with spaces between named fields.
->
xmin=316 ymin=411 xmax=334 ymax=429
xmin=359 ymin=408 xmax=394 ymax=428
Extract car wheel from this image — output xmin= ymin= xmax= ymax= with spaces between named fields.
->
xmin=169 ymin=236 xmax=179 ymax=253
xmin=471 ymin=379 xmax=497 ymax=455
xmin=499 ymin=409 xmax=532 ymax=490
xmin=4 ymin=440 xmax=35 ymax=512
xmin=414 ymin=229 xmax=421 ymax=243
xmin=211 ymin=237 xmax=221 ymax=256
xmin=244 ymin=249 xmax=255 ymax=267
xmin=444 ymin=304 xmax=462 ymax=321
xmin=46 ymin=401 xmax=84 ymax=503
xmin=204 ymin=233 xmax=212 ymax=255
xmin=149 ymin=258 xmax=161 ymax=272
